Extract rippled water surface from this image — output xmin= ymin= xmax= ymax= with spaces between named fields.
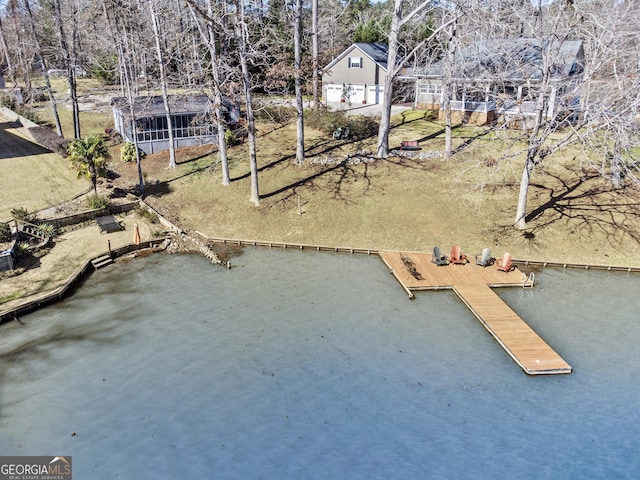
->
xmin=1 ymin=248 xmax=639 ymax=479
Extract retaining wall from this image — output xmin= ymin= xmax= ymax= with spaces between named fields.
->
xmin=0 ymin=238 xmax=167 ymax=324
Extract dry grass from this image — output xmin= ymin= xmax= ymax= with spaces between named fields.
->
xmin=0 ymin=130 xmax=87 ymax=220
xmin=114 ymin=114 xmax=640 ymax=267
xmin=6 ymin=80 xmax=640 ymax=269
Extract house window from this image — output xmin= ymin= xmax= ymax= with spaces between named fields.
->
xmin=420 ymin=83 xmax=443 ymax=95
xmin=348 ymin=57 xmax=362 ymax=68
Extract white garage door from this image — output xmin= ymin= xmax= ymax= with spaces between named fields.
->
xmin=325 ymin=84 xmax=343 ymax=103
xmin=351 ymin=85 xmax=366 ymax=104
xmin=326 ymin=84 xmax=366 ymax=104
xmin=367 ymin=85 xmax=384 ymax=104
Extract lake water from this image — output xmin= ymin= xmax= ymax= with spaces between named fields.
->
xmin=1 ymin=248 xmax=639 ymax=479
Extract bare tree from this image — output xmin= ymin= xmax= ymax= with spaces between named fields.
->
xmin=149 ymin=0 xmax=177 ymax=169
xmin=45 ymin=0 xmax=82 ymax=139
xmin=442 ymin=11 xmax=458 ymax=160
xmin=311 ymin=0 xmax=319 ymax=108
xmin=453 ymin=0 xmax=640 ymax=229
xmin=510 ymin=0 xmax=640 ymax=229
xmin=293 ymin=0 xmax=304 ymax=164
xmin=377 ymin=0 xmax=454 ymax=158
xmin=103 ymin=0 xmax=147 ymax=196
xmin=23 ymin=0 xmax=64 ymax=138
xmin=185 ymin=0 xmax=232 ymax=185
xmin=233 ymin=0 xmax=260 ymax=206
xmin=0 ymin=13 xmax=17 ymax=87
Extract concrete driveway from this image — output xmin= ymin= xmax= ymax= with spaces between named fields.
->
xmin=0 ymin=108 xmax=50 ymax=159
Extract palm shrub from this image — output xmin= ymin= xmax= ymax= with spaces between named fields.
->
xmin=120 ymin=142 xmax=137 ymax=163
xmin=10 ymin=207 xmax=37 ymax=223
xmin=68 ymin=135 xmax=111 ymax=195
xmin=36 ymin=223 xmax=57 ymax=239
xmin=12 ymin=242 xmax=30 ymax=257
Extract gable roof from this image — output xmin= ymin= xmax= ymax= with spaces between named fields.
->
xmin=411 ymin=38 xmax=584 ymax=83
xmin=323 ymin=43 xmax=391 ymax=72
xmin=112 ymin=94 xmax=233 ymax=118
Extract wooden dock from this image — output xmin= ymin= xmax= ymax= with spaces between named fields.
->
xmin=453 ymin=284 xmax=571 ymax=375
xmin=379 ymin=251 xmax=571 ymax=375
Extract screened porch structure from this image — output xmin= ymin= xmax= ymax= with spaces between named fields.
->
xmin=111 ymin=95 xmax=239 ymax=155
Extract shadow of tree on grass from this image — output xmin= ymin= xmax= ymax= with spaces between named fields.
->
xmin=493 ymin=170 xmax=640 ymax=250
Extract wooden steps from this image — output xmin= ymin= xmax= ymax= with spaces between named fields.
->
xmin=91 ymin=254 xmax=114 ymax=269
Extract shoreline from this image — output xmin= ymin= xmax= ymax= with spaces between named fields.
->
xmin=2 ymin=233 xmax=639 ymax=325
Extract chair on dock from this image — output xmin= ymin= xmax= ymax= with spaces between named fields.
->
xmin=496 ymin=252 xmax=513 ymax=272
xmin=474 ymin=247 xmax=492 ymax=267
xmin=431 ymin=246 xmax=449 ymax=266
xmin=449 ymin=245 xmax=468 ymax=264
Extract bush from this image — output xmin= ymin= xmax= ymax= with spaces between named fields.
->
xmin=36 ymin=223 xmax=57 ymax=239
xmin=224 ymin=129 xmax=238 ymax=147
xmin=121 ymin=142 xmax=138 ymax=163
xmin=10 ymin=207 xmax=37 ymax=223
xmin=254 ymin=104 xmax=297 ymax=124
xmin=13 ymin=242 xmax=30 ymax=257
xmin=87 ymin=52 xmax=119 ymax=85
xmin=0 ymin=92 xmax=15 ymax=109
xmin=305 ymin=110 xmax=378 ymax=140
xmin=0 ymin=222 xmax=11 ymax=242
xmin=136 ymin=206 xmax=158 ymax=224
xmin=28 ymin=126 xmax=71 ymax=156
xmin=86 ymin=194 xmax=110 ymax=210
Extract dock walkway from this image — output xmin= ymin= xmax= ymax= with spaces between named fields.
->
xmin=379 ymin=250 xmax=571 ymax=375
xmin=453 ymin=284 xmax=571 ymax=374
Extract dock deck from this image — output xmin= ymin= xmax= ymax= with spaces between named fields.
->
xmin=379 ymin=251 xmax=571 ymax=375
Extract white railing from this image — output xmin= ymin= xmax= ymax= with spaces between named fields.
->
xmin=498 ymin=101 xmax=538 ymax=116
xmin=448 ymin=100 xmax=496 ymax=112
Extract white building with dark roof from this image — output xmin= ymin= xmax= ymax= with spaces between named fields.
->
xmin=111 ymin=95 xmax=239 ymax=155
xmin=321 ymin=43 xmax=396 ymax=105
xmin=408 ymin=38 xmax=585 ymax=125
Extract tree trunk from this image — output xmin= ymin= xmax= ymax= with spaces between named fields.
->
xmin=443 ymin=19 xmax=456 ymax=160
xmin=311 ymin=0 xmax=320 ymax=109
xmin=377 ymin=0 xmax=404 ymax=159
xmin=514 ymin=155 xmax=535 ymax=230
xmin=7 ymin=6 xmax=30 ymax=92
xmin=294 ymin=0 xmax=305 ymax=164
xmin=68 ymin=0 xmax=81 ymax=139
xmin=112 ymin=6 xmax=146 ymax=198
xmin=0 ymin=16 xmax=17 ymax=87
xmin=206 ymin=0 xmax=230 ymax=185
xmin=50 ymin=0 xmax=81 ymax=138
xmin=377 ymin=0 xmax=434 ymax=158
xmin=234 ymin=0 xmax=259 ymax=206
xmin=150 ymin=0 xmax=177 ymax=169
xmin=23 ymin=0 xmax=64 ymax=138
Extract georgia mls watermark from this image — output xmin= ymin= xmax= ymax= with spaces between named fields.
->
xmin=0 ymin=456 xmax=71 ymax=480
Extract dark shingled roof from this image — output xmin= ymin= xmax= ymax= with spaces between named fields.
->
xmin=112 ymin=94 xmax=233 ymax=118
xmin=323 ymin=43 xmax=395 ymax=72
xmin=410 ymin=38 xmax=584 ymax=82
xmin=354 ymin=43 xmax=390 ymax=69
